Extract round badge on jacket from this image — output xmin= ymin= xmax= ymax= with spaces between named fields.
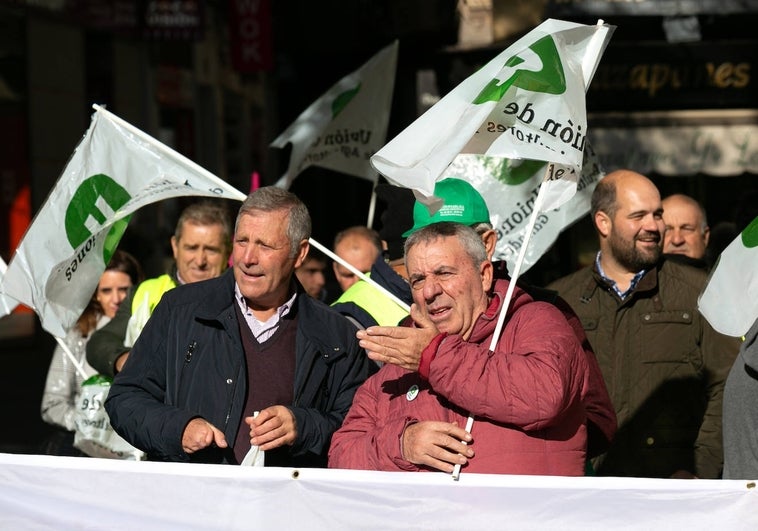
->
xmin=406 ymin=384 xmax=419 ymax=401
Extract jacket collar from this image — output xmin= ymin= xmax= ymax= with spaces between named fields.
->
xmin=467 ymin=278 xmax=530 ymax=345
xmin=590 ymin=258 xmax=660 ymax=300
xmin=195 ymin=268 xmax=238 ymax=322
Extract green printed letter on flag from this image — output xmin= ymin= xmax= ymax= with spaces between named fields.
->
xmin=371 ymin=19 xmax=613 ymax=202
xmin=0 ymin=106 xmax=246 ymax=337
xmin=271 ymin=41 xmax=398 ymax=188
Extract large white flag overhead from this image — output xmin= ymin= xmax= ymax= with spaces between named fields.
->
xmin=0 ymin=105 xmax=246 ymax=338
xmin=698 ymin=215 xmax=758 ymax=338
xmin=271 ymin=40 xmax=398 ymax=189
xmin=371 ymin=19 xmax=613 ymax=202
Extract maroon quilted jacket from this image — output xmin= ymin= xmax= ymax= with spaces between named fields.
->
xmin=329 ymin=279 xmax=590 ymax=476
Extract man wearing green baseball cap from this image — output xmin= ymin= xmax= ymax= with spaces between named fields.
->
xmin=343 ymin=177 xmax=617 ymax=463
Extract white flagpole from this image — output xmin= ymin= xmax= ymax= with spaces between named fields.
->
xmin=453 ymin=163 xmax=553 ymax=482
xmin=488 ymin=163 xmax=552 ymax=352
xmin=308 ymin=238 xmax=410 ymax=313
xmin=54 ymin=335 xmax=89 ymax=381
xmin=366 ymin=179 xmax=378 ymax=229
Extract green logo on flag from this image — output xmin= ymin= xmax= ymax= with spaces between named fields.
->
xmin=495 ymin=159 xmax=545 ymax=186
xmin=65 ymin=174 xmax=132 ymax=263
xmin=741 ymin=216 xmax=758 ymax=248
xmin=332 ymin=83 xmax=361 ymax=119
xmin=473 ymin=36 xmax=566 ymax=104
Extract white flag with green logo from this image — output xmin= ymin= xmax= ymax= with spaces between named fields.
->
xmin=441 ymin=142 xmax=605 ymax=274
xmin=698 ymin=216 xmax=758 ymax=338
xmin=371 ymin=19 xmax=613 ymax=206
xmin=271 ymin=40 xmax=398 ymax=189
xmin=0 ymin=105 xmax=246 ymax=338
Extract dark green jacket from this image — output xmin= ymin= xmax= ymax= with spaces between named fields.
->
xmin=548 ymin=258 xmax=740 ymax=478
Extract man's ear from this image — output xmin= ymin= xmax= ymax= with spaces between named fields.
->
xmin=595 ymin=211 xmax=612 ymax=238
xmin=294 ymin=240 xmax=309 ymax=269
xmin=480 ymin=229 xmax=498 ymax=261
xmin=170 ymin=235 xmax=179 ymax=260
xmin=480 ymin=259 xmax=494 ymax=292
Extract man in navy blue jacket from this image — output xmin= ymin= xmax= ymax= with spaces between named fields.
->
xmin=106 ymin=187 xmax=371 ymax=467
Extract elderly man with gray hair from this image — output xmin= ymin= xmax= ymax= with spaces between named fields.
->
xmin=106 ymin=187 xmax=371 ymax=467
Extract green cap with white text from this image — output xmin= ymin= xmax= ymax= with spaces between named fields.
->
xmin=402 ymin=178 xmax=491 ymax=237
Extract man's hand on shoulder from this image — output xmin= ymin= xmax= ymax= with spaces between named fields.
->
xmin=182 ymin=418 xmax=227 ymax=454
xmin=357 ymin=304 xmax=438 ymax=371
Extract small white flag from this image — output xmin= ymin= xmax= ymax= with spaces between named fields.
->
xmin=371 ymin=19 xmax=613 ymax=203
xmin=698 ymin=215 xmax=758 ymax=337
xmin=271 ymin=41 xmax=398 ymax=188
xmin=0 ymin=105 xmax=246 ymax=338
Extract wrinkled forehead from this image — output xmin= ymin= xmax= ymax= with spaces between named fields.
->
xmin=663 ymin=202 xmax=702 ymax=225
xmin=406 ymin=236 xmax=464 ymax=271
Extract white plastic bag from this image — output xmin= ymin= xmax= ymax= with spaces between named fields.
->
xmin=240 ymin=411 xmax=265 ymax=466
xmin=73 ymin=375 xmax=145 ymax=460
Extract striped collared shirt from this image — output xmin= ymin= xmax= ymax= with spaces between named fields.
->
xmin=595 ymin=251 xmax=647 ymax=300
xmin=235 ymin=283 xmax=296 ymax=343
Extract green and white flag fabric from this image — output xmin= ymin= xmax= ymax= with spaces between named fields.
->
xmin=0 ymin=105 xmax=246 ymax=338
xmin=271 ymin=41 xmax=398 ymax=189
xmin=371 ymin=19 xmax=613 ymax=209
xmin=442 ymin=142 xmax=605 ymax=274
xmin=698 ymin=215 xmax=758 ymax=338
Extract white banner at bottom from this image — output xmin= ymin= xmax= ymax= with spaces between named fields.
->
xmin=0 ymin=453 xmax=756 ymax=530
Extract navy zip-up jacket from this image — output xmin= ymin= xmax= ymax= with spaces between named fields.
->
xmin=106 ymin=269 xmax=371 ymax=466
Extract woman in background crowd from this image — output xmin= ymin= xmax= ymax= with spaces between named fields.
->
xmin=40 ymin=250 xmax=142 ymax=456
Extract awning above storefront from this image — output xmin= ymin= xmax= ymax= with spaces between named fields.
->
xmin=547 ymin=0 xmax=758 ymax=17
xmin=589 ymin=109 xmax=758 ymax=176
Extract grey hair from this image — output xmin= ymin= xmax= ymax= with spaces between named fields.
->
xmin=236 ymin=187 xmax=311 ymax=257
xmin=404 ymin=222 xmax=488 ymax=269
xmin=470 ymin=221 xmax=494 ymax=237
xmin=175 ymin=201 xmax=233 ymax=254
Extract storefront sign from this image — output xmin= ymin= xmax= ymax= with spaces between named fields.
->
xmin=230 ymin=0 xmax=273 ymax=72
xmin=547 ymin=0 xmax=758 ymax=16
xmin=141 ymin=0 xmax=203 ymax=40
xmin=587 ymin=41 xmax=755 ymax=112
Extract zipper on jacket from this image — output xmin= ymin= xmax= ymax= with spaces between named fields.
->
xmin=178 ymin=340 xmax=197 ymax=393
xmin=184 ymin=340 xmax=197 ymax=363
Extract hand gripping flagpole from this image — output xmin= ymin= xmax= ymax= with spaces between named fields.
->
xmin=452 ymin=163 xmax=553 ymax=481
